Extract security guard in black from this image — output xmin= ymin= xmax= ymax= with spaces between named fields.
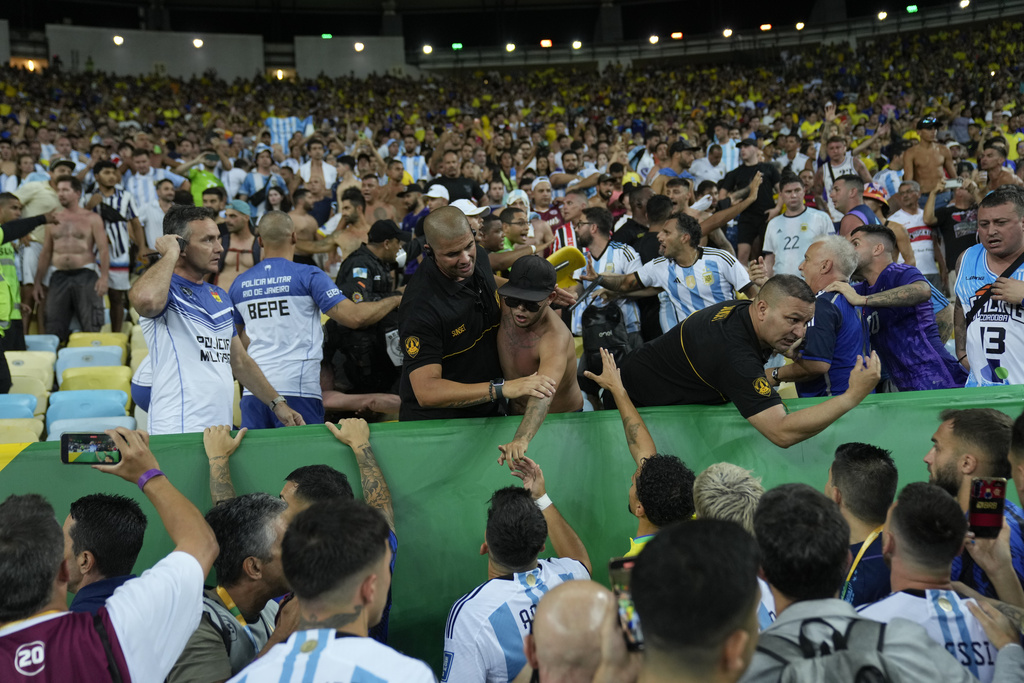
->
xmin=619 ymin=299 xmax=782 ymax=418
xmin=398 ymin=242 xmax=502 ymax=421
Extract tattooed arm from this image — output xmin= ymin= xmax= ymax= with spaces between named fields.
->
xmin=327 ymin=419 xmax=394 ymax=531
xmin=583 ymin=348 xmax=657 ymax=467
xmin=497 ymin=329 xmax=567 ymax=467
xmin=824 ymin=279 xmax=931 ymax=308
xmin=203 ymin=425 xmax=247 ymax=505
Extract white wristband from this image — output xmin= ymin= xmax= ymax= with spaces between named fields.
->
xmin=534 ymin=493 xmax=552 ymax=511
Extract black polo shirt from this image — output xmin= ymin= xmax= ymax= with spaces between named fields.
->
xmin=425 ymin=176 xmax=484 ymax=202
xmin=619 ymin=299 xmax=782 ymax=418
xmin=398 ymin=244 xmax=502 ymax=421
xmin=336 ymin=244 xmax=394 ymax=301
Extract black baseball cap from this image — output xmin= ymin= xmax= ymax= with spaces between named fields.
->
xmin=498 ymin=255 xmax=557 ymax=301
xmin=397 ymin=182 xmax=425 ymax=197
xmin=368 ymin=219 xmax=410 ymax=244
xmin=670 ymin=140 xmax=699 ymax=153
xmin=50 ymin=158 xmax=77 ymax=172
xmin=598 ymin=173 xmax=616 ymax=183
xmin=917 ymin=116 xmax=940 ymax=130
xmin=737 ymin=138 xmax=758 ymax=148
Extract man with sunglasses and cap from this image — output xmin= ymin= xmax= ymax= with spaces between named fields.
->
xmin=904 ymin=116 xmax=957 ymax=209
xmin=496 ymin=255 xmax=583 ymax=464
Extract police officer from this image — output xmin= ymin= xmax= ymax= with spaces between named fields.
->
xmin=398 ymin=206 xmax=556 ymax=421
xmin=328 ymin=220 xmax=407 ymax=394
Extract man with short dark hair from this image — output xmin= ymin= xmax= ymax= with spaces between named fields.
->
xmin=63 ymin=494 xmax=148 ymax=614
xmin=924 ymin=408 xmax=1024 ymax=598
xmin=0 ymin=428 xmax=219 ymax=682
xmin=226 ymin=500 xmax=432 ymax=682
xmin=831 ymin=173 xmax=880 ymax=237
xmin=443 ymin=459 xmax=591 ymax=683
xmin=617 ymin=275 xmax=881 ymax=447
xmin=718 ymin=139 xmax=781 ymax=265
xmin=742 ymin=483 xmax=1024 ymax=683
xmin=168 ymin=493 xmax=289 ymax=683
xmin=650 ymin=140 xmax=698 ymax=196
xmin=634 ymin=520 xmax=762 ymax=683
xmin=825 ymin=443 xmax=898 ymax=606
xmin=139 ymin=178 xmax=176 ymax=249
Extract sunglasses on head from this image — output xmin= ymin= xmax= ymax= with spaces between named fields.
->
xmin=504 ymin=296 xmax=542 ymax=312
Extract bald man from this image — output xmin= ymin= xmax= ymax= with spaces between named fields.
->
xmin=228 ymin=211 xmax=402 ymax=428
xmin=397 ymin=206 xmax=558 ymax=421
xmin=515 ymin=581 xmax=625 ymax=683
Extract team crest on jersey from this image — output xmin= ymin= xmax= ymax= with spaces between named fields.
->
xmin=684 ymin=275 xmax=697 ymax=289
xmin=753 ymin=377 xmax=772 ymax=397
xmin=405 ymin=336 xmax=420 ymax=358
xmin=210 ymin=290 xmax=222 ymax=302
xmin=181 ymin=286 xmax=193 ymax=297
xmin=800 ymin=223 xmax=808 ymax=232
xmin=702 ymin=271 xmax=714 ymax=285
xmin=441 ymin=651 xmax=454 ymax=681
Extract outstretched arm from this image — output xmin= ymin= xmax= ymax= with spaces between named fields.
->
xmin=583 ymin=348 xmax=657 ymax=467
xmin=204 ymin=425 xmax=246 ymax=505
xmin=326 ymin=419 xmax=395 ymax=531
xmin=512 ymin=457 xmax=591 ymax=574
xmin=824 ymin=279 xmax=930 ymax=308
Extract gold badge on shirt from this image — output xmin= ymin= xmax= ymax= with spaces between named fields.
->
xmin=753 ymin=377 xmax=773 ymax=397
xmin=404 ymin=336 xmax=420 ymax=358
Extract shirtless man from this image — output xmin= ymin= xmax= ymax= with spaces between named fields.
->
xmin=34 ymin=177 xmax=109 ymax=343
xmin=978 ymin=141 xmax=1023 ymax=194
xmin=496 ymin=255 xmax=584 ymax=464
xmin=903 ymin=117 xmax=956 ymax=207
xmin=288 ymin=188 xmax=320 ymax=266
xmin=334 ymin=155 xmax=361 ymax=201
xmin=362 ymin=175 xmax=398 ymax=223
xmin=217 ymin=199 xmax=256 ymax=292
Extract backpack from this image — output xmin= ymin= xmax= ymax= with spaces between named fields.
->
xmin=581 ymin=302 xmax=628 ymax=370
xmin=756 ymin=618 xmax=901 ymax=683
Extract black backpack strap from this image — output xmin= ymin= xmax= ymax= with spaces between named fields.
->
xmin=796 ymin=617 xmax=848 ymax=657
xmin=755 ymin=633 xmax=806 ymax=665
xmin=965 ymin=250 xmax=1024 ymax=328
xmin=92 ymin=612 xmax=125 ymax=683
xmin=843 ymin=618 xmax=887 ymax=654
xmin=252 ymin=237 xmax=261 ymax=264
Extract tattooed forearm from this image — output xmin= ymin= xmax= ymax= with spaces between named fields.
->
xmin=864 ymin=281 xmax=930 ymax=308
xmin=438 ymin=396 xmax=490 ymax=408
xmin=356 ymin=444 xmax=395 ymax=531
xmin=993 ymin=602 xmax=1024 ymax=633
xmin=209 ymin=457 xmax=236 ymax=505
xmin=511 ymin=396 xmax=552 ymax=444
xmin=298 ymin=606 xmax=363 ymax=632
xmin=624 ymin=421 xmax=642 ymax=446
xmin=936 ymin=305 xmax=954 ymax=345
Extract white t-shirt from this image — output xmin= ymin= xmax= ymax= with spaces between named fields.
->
xmin=442 ymin=557 xmax=590 ymax=683
xmin=138 ymin=200 xmax=168 ymax=250
xmin=821 ymin=152 xmax=858 ymax=221
xmin=229 ymin=630 xmax=435 ymax=683
xmin=220 ymin=167 xmax=248 ymax=201
xmin=635 ymin=248 xmax=751 ymax=332
xmin=775 ymin=152 xmax=810 ymax=176
xmin=890 ymin=208 xmax=938 ymax=275
xmin=0 ymin=552 xmax=205 ymax=683
xmin=689 ymin=157 xmax=727 ymax=186
xmin=763 ymin=208 xmax=834 ymax=277
xmin=571 ymin=242 xmax=641 ymax=335
xmin=229 ymin=258 xmax=347 ymax=399
xmin=858 ymin=590 xmax=996 ymax=683
xmin=141 ymin=274 xmax=236 ymax=434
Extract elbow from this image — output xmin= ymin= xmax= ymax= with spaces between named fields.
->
xmin=769 ymin=433 xmax=798 ymax=449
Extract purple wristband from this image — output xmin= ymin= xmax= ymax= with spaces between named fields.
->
xmin=137 ymin=469 xmax=165 ymax=491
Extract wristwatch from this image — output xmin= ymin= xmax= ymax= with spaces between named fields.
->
xmin=269 ymin=395 xmax=288 ymax=411
xmin=490 ymin=378 xmax=505 ymax=402
xmin=771 ymin=368 xmax=780 ymax=386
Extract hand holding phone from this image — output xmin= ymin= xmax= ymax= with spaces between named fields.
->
xmin=61 ymin=433 xmax=122 ymax=464
xmin=609 ymin=557 xmax=645 ymax=651
xmin=969 ymin=477 xmax=1007 ymax=539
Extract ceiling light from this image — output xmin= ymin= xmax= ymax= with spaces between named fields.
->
xmin=649 ymin=35 xmax=659 ymax=44
xmin=113 ymin=36 xmax=124 ymax=46
xmin=354 ymin=42 xmax=365 ymax=52
xmin=506 ymin=43 xmax=516 ymax=52
xmin=193 ymin=38 xmax=203 ymax=48
xmin=796 ymin=22 xmax=805 ymax=30
xmin=670 ymin=32 xmax=683 ymax=40
xmin=760 ymin=24 xmax=772 ymax=31
xmin=540 ymin=39 xmax=552 ymax=48
xmin=572 ymin=40 xmax=582 ymax=50
xmin=723 ymin=29 xmax=733 ymax=38
xmin=422 ymin=44 xmax=433 ymax=54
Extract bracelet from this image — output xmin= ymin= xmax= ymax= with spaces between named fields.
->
xmin=137 ymin=469 xmax=165 ymax=492
xmin=534 ymin=493 xmax=552 ymax=511
xmin=488 ymin=383 xmax=495 ymax=402
xmin=269 ymin=395 xmax=287 ymax=411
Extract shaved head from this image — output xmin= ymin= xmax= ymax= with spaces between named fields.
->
xmin=526 ymin=581 xmax=614 ymax=682
xmin=755 ymin=274 xmax=815 ymax=306
xmin=256 ymin=210 xmax=294 ymax=245
xmin=424 ymin=206 xmax=473 ymax=250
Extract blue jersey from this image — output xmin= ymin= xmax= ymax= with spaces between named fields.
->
xmin=797 ymin=291 xmax=866 ymax=397
xmin=856 ymin=263 xmax=966 ymax=391
xmin=954 ymin=244 xmax=1024 ymax=386
xmin=841 ymin=534 xmax=890 ymax=607
xmin=951 ymin=499 xmax=1024 ymax=599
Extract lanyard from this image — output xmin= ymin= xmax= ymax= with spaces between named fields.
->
xmin=840 ymin=527 xmax=883 ymax=600
xmin=216 ymin=586 xmax=260 ymax=650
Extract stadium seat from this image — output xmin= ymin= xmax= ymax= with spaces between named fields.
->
xmin=0 ymin=418 xmax=44 ymax=440
xmin=0 ymin=395 xmax=36 ymax=419
xmin=60 ymin=367 xmax=133 ymax=408
xmin=56 ymin=346 xmax=125 ymax=387
xmin=46 ymin=393 xmax=127 ymax=431
xmin=9 ymin=376 xmax=49 ymax=417
xmin=67 ymin=332 xmax=129 ymax=363
xmin=24 ymin=334 xmax=60 ymax=354
xmin=0 ymin=425 xmax=40 ymax=444
xmin=50 ymin=389 xmax=128 ymax=409
xmin=47 ymin=416 xmax=137 ymax=441
xmin=6 ymin=351 xmax=57 ymax=389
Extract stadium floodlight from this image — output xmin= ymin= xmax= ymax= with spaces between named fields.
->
xmin=321 ymin=34 xmax=332 ymax=39
xmin=959 ymin=0 xmax=969 ymax=7
xmin=796 ymin=22 xmax=805 ymax=30
xmin=506 ymin=43 xmax=516 ymax=52
xmin=113 ymin=36 xmax=124 ymax=46
xmin=452 ymin=43 xmax=463 ymax=50
xmin=423 ymin=44 xmax=433 ymax=54
xmin=276 ymin=70 xmax=284 ymax=80
xmin=906 ymin=5 xmax=918 ymax=13
xmin=354 ymin=42 xmax=365 ymax=52
xmin=649 ymin=35 xmax=659 ymax=44
xmin=572 ymin=40 xmax=582 ymax=49
xmin=760 ymin=24 xmax=772 ymax=31
xmin=670 ymin=32 xmax=683 ymax=39
xmin=540 ymin=39 xmax=553 ymax=48
xmin=877 ymin=11 xmax=887 ymax=20
xmin=723 ymin=29 xmax=733 ymax=38
xmin=193 ymin=38 xmax=203 ymax=48
xmin=27 ymin=60 xmax=35 ymax=71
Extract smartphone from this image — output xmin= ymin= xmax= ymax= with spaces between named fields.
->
xmin=609 ymin=557 xmax=644 ymax=651
xmin=944 ymin=178 xmax=963 ymax=189
xmin=61 ymin=433 xmax=121 ymax=465
xmin=968 ymin=477 xmax=1007 ymax=539
xmin=176 ymin=236 xmax=188 ymax=252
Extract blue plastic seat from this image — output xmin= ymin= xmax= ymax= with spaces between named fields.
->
xmin=47 ymin=416 xmax=137 ymax=441
xmin=46 ymin=394 xmax=126 ymax=431
xmin=49 ymin=390 xmax=129 ymax=408
xmin=56 ymin=346 xmax=124 ymax=387
xmin=0 ymin=394 xmax=37 ymax=420
xmin=24 ymin=334 xmax=60 ymax=354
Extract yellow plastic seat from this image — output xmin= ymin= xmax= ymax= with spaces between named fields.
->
xmin=9 ymin=376 xmax=50 ymax=417
xmin=61 ymin=366 xmax=133 ymax=409
xmin=6 ymin=351 xmax=56 ymax=390
xmin=0 ymin=418 xmax=44 ymax=439
xmin=67 ymin=332 xmax=129 ymax=364
xmin=547 ymin=247 xmax=586 ymax=290
xmin=0 ymin=425 xmax=39 ymax=445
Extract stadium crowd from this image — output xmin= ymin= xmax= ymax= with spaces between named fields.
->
xmin=3 ymin=15 xmax=1024 ymax=683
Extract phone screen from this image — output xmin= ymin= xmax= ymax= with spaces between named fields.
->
xmin=609 ymin=557 xmax=644 ymax=651
xmin=61 ymin=433 xmax=122 ymax=464
xmin=968 ymin=477 xmax=1006 ymax=539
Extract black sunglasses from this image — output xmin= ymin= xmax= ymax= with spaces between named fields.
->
xmin=504 ymin=296 xmax=542 ymax=312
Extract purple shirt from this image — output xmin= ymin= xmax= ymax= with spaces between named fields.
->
xmin=856 ymin=263 xmax=966 ymax=391
xmin=0 ymin=608 xmax=130 ymax=681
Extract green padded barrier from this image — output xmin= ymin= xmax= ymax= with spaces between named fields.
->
xmin=2 ymin=385 xmax=1021 ymax=672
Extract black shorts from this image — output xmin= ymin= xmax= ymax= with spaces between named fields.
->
xmin=736 ymin=219 xmax=767 ymax=246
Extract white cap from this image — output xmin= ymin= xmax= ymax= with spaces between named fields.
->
xmin=451 ymin=198 xmax=490 ymax=217
xmin=425 ymin=185 xmax=450 ymax=200
xmin=946 ymin=140 xmax=962 ymax=148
